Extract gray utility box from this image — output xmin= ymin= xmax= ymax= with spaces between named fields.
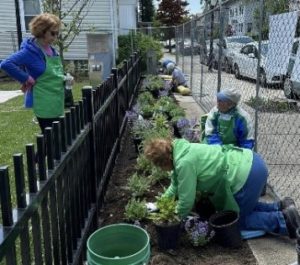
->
xmin=86 ymin=33 xmax=113 ymax=86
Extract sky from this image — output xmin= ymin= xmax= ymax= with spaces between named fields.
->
xmin=186 ymin=0 xmax=203 ymax=14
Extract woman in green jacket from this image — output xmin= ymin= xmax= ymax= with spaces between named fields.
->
xmin=144 ymin=138 xmax=300 ymax=239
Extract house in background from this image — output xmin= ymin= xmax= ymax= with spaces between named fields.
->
xmin=0 ymin=0 xmax=138 ymax=80
xmin=225 ymin=0 xmax=259 ymax=37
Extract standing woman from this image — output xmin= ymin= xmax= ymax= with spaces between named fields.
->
xmin=0 ymin=13 xmax=64 ymax=134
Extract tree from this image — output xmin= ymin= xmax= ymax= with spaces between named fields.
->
xmin=139 ymin=0 xmax=155 ymax=22
xmin=42 ymin=0 xmax=94 ymax=64
xmin=156 ymin=0 xmax=189 ymax=52
xmin=251 ymin=0 xmax=289 ymax=39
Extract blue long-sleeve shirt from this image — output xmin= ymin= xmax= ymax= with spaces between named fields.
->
xmin=0 ymin=38 xmax=58 ymax=84
xmin=204 ymin=106 xmax=255 ymax=149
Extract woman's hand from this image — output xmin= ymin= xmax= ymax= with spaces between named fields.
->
xmin=21 ymin=76 xmax=35 ymax=93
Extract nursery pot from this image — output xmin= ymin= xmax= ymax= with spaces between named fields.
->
xmin=155 ymin=223 xmax=181 ymax=250
xmin=133 ymin=137 xmax=142 ymax=153
xmin=209 ymin=211 xmax=242 ymax=248
xmin=87 ymin=223 xmax=150 ymax=265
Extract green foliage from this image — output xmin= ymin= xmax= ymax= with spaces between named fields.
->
xmin=149 ymin=196 xmax=180 ymax=225
xmin=131 ymin=118 xmax=153 ymax=138
xmin=156 ymin=0 xmax=189 ymax=26
xmin=142 ymin=75 xmax=164 ymax=92
xmin=42 ymin=0 xmax=94 ymax=66
xmin=149 ymin=166 xmax=170 ymax=185
xmin=139 ymin=0 xmax=155 ymax=22
xmin=124 ymin=198 xmax=148 ymax=221
xmin=245 ymin=96 xmax=299 ymax=113
xmin=127 ymin=172 xmax=151 ymax=197
xmin=152 ymin=114 xmax=169 ymax=131
xmin=137 ymin=91 xmax=155 ymax=106
xmin=135 ymin=154 xmax=153 ymax=175
xmin=117 ymin=32 xmax=163 ymax=71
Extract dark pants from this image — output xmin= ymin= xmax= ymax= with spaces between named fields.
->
xmin=37 ymin=117 xmax=60 ymax=134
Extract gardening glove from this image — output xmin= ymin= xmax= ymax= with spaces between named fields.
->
xmin=145 ymin=202 xmax=158 ymax=213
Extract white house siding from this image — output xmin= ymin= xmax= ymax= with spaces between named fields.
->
xmin=0 ymin=0 xmax=19 ymax=60
xmin=226 ymin=0 xmax=259 ymax=36
xmin=63 ymin=0 xmax=118 ymax=61
xmin=118 ymin=0 xmax=137 ymax=35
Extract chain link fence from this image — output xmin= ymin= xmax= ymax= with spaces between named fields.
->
xmin=174 ymin=1 xmax=300 ymax=202
xmin=135 ymin=0 xmax=300 ymax=203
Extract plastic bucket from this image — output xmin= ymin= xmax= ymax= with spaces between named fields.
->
xmin=209 ymin=211 xmax=242 ymax=248
xmin=87 ymin=223 xmax=150 ymax=265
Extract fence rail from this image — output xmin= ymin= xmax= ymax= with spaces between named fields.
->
xmin=0 ymin=52 xmax=141 ymax=264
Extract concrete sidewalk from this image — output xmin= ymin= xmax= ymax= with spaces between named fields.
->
xmin=0 ymin=90 xmax=22 ymax=103
xmin=174 ymin=93 xmax=298 ymax=265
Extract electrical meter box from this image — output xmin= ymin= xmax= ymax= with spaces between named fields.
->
xmin=86 ymin=33 xmax=113 ymax=86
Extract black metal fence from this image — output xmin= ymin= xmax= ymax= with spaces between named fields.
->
xmin=0 ymin=52 xmax=141 ymax=265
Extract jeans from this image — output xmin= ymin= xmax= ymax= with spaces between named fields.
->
xmin=234 ymin=152 xmax=288 ymax=235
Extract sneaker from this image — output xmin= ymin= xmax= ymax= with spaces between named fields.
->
xmin=282 ymin=206 xmax=300 ymax=239
xmin=280 ymin=197 xmax=296 ymax=211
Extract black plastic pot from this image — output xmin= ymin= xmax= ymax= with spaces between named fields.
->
xmin=155 ymin=223 xmax=181 ymax=250
xmin=133 ymin=137 xmax=142 ymax=153
xmin=172 ymin=124 xmax=182 ymax=138
xmin=209 ymin=210 xmax=242 ymax=248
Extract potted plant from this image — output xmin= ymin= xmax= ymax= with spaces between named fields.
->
xmin=149 ymin=196 xmax=181 ymax=250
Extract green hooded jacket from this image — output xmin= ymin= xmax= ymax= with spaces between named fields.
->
xmin=163 ymin=139 xmax=253 ymax=218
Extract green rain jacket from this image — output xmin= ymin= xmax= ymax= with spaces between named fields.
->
xmin=163 ymin=139 xmax=253 ymax=218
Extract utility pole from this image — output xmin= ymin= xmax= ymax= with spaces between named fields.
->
xmin=14 ymin=0 xmax=23 ymax=49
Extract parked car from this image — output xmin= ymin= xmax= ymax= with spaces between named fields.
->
xmin=232 ymin=41 xmax=283 ymax=86
xmin=178 ymin=39 xmax=200 ymax=55
xmin=283 ymin=38 xmax=300 ymax=99
xmin=220 ymin=36 xmax=255 ymax=73
xmin=205 ymin=36 xmax=254 ymax=73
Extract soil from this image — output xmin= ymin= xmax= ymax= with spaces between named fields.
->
xmin=100 ymin=127 xmax=257 ymax=265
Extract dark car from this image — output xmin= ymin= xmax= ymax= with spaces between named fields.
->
xmin=283 ymin=38 xmax=300 ymax=99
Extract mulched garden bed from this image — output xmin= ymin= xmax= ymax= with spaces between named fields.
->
xmin=99 ymin=126 xmax=257 ymax=265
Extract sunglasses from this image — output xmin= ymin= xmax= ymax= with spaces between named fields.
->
xmin=50 ymin=31 xmax=59 ymax=37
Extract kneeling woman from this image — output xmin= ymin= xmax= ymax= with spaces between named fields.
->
xmin=144 ymin=138 xmax=300 ymax=239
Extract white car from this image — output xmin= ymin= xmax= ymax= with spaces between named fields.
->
xmin=232 ymin=41 xmax=283 ymax=86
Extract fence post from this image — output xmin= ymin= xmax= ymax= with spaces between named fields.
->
xmin=111 ymin=68 xmax=120 ymax=139
xmin=82 ymin=86 xmax=97 ymax=206
xmin=254 ymin=0 xmax=264 ymax=153
xmin=217 ymin=1 xmax=224 ymax=92
xmin=190 ymin=19 xmax=195 ymax=90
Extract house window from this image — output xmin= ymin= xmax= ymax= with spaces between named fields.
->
xmin=247 ymin=23 xmax=252 ymax=33
xmin=235 ymin=8 xmax=238 ymax=16
xmin=239 ymin=6 xmax=244 ymax=15
xmin=23 ymin=0 xmax=41 ymax=31
xmin=239 ymin=23 xmax=243 ymax=32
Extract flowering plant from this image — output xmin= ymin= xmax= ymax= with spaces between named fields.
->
xmin=184 ymin=216 xmax=215 ymax=247
xmin=176 ymin=117 xmax=200 ymax=143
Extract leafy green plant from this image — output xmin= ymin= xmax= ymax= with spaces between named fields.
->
xmin=127 ymin=173 xmax=151 ymax=197
xmin=124 ymin=198 xmax=148 ymax=222
xmin=135 ymin=154 xmax=153 ymax=175
xmin=152 ymin=114 xmax=169 ymax=131
xmin=137 ymin=91 xmax=155 ymax=106
xmin=149 ymin=166 xmax=170 ymax=185
xmin=131 ymin=119 xmax=153 ymax=139
xmin=149 ymin=196 xmax=180 ymax=225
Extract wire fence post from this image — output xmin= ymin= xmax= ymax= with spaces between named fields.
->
xmin=254 ymin=0 xmax=264 ymax=153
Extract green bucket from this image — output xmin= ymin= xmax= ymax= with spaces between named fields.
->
xmin=87 ymin=223 xmax=150 ymax=265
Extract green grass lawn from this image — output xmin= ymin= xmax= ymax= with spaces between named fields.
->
xmin=0 ymin=80 xmax=91 ymax=202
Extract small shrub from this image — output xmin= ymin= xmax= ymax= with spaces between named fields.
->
xmin=124 ymin=198 xmax=148 ymax=222
xmin=149 ymin=166 xmax=170 ymax=185
xmin=127 ymin=173 xmax=151 ymax=197
xmin=149 ymin=196 xmax=180 ymax=225
xmin=135 ymin=154 xmax=153 ymax=175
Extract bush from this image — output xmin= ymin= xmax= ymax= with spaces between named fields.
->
xmin=117 ymin=32 xmax=163 ymax=72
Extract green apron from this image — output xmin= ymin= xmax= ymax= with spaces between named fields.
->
xmin=217 ymin=112 xmax=237 ymax=146
xmin=33 ymin=51 xmax=64 ymax=118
